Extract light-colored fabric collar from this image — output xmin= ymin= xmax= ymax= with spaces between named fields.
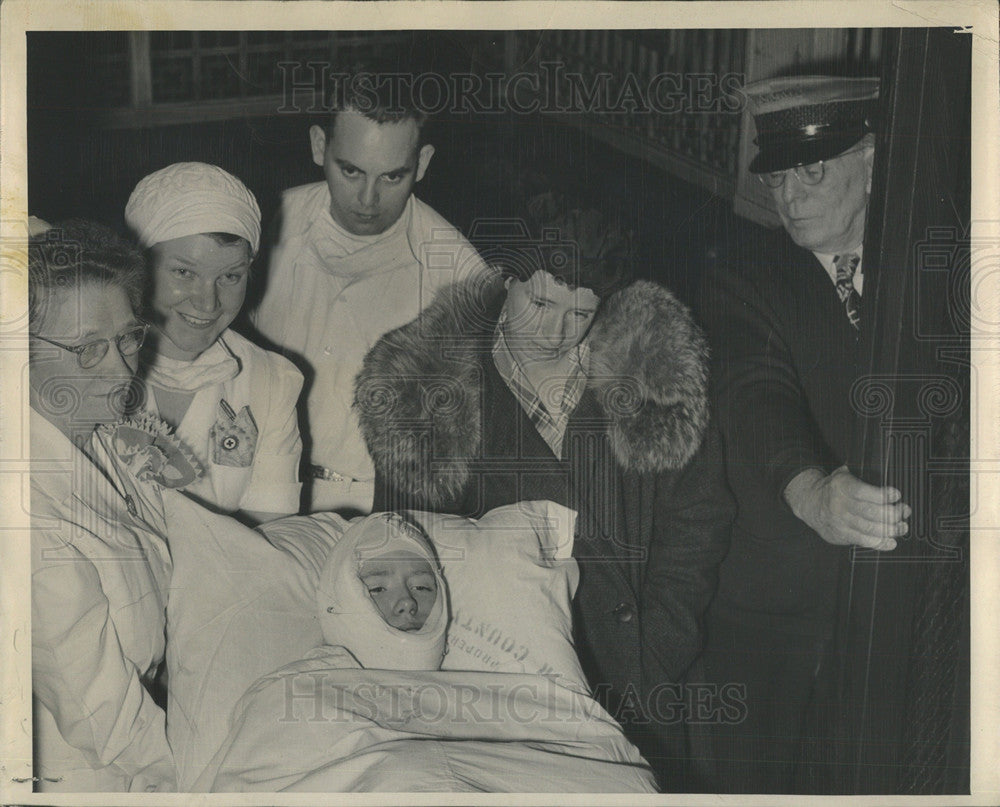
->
xmin=491 ymin=311 xmax=589 ymax=459
xmin=29 ymin=405 xmax=86 ymax=465
xmin=145 ymin=333 xmax=241 ymax=393
xmin=29 ymin=406 xmax=113 ymax=497
xmin=29 ymin=406 xmax=144 ymax=524
xmin=319 ymin=196 xmax=409 ymax=250
xmin=305 ymin=191 xmax=413 ymax=277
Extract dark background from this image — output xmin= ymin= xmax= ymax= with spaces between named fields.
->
xmin=27 ymin=30 xmax=769 ymax=311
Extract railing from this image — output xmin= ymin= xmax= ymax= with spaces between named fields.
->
xmin=506 ymin=30 xmax=747 ymax=199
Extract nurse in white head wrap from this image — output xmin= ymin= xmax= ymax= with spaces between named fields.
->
xmin=126 ymin=162 xmax=304 ymax=525
xmin=318 ymin=512 xmax=448 ymax=671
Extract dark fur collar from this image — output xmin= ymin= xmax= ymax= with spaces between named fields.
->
xmin=355 ymin=274 xmax=709 ymax=507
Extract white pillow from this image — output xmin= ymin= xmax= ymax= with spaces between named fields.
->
xmin=410 ymin=501 xmax=587 ymax=693
xmin=162 ymin=491 xmax=346 ymax=788
xmin=164 ymin=494 xmax=584 ymax=788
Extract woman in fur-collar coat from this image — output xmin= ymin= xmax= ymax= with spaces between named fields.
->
xmin=354 ymin=208 xmax=733 ymax=789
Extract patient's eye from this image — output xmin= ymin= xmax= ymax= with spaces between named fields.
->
xmin=366 ymin=585 xmax=386 ymax=595
xmin=410 ymin=574 xmax=437 ymax=593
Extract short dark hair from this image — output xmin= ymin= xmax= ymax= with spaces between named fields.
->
xmin=324 ymin=60 xmax=429 ymax=144
xmin=29 ymin=219 xmax=145 ymax=333
xmin=498 ymin=193 xmax=632 ymax=300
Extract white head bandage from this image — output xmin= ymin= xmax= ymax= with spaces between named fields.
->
xmin=125 ymin=162 xmax=261 ymax=254
xmin=318 ymin=512 xmax=448 ymax=671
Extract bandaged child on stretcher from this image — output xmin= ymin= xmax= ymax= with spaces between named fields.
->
xmin=315 ymin=512 xmax=449 ymax=672
xmin=192 ymin=506 xmax=657 ymax=793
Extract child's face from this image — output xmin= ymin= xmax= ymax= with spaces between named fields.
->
xmin=360 ymin=550 xmax=438 ymax=632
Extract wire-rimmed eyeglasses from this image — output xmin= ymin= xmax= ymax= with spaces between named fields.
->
xmin=31 ymin=322 xmax=149 ymax=369
xmin=757 ymin=145 xmax=868 ymax=189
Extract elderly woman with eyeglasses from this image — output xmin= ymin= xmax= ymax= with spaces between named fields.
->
xmin=125 ymin=163 xmax=304 ymax=525
xmin=28 ymin=219 xmax=176 ymax=792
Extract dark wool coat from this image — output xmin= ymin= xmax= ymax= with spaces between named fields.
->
xmin=701 ymin=235 xmax=864 ymax=636
xmin=354 ymin=274 xmax=734 ymax=768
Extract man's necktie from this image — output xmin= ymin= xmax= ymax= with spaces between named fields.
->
xmin=834 ymin=252 xmax=862 ymax=331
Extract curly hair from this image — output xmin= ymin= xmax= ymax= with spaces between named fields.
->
xmin=28 ymin=219 xmax=145 ymax=333
xmin=497 ymin=193 xmax=633 ymax=300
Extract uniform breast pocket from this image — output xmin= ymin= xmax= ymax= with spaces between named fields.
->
xmin=209 ymin=399 xmax=258 ymax=468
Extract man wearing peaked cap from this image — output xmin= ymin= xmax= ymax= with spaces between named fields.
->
xmin=699 ymin=76 xmax=910 ymax=792
xmin=746 ymin=75 xmax=879 ymax=174
xmin=747 ymin=76 xmax=880 ymax=259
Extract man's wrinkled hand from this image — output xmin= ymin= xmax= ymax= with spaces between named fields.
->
xmin=784 ymin=465 xmax=909 ymax=551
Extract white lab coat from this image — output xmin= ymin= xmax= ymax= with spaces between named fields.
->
xmin=143 ymin=329 xmax=303 ymax=516
xmin=252 ymin=183 xmax=486 ymax=512
xmin=30 ymin=409 xmax=174 ymax=792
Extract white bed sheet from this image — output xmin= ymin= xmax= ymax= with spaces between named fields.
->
xmin=194 ymin=647 xmax=657 ymax=793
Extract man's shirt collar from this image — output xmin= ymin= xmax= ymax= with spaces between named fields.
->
xmin=813 ymin=244 xmax=864 ymax=295
xmin=491 ymin=312 xmax=589 ymax=459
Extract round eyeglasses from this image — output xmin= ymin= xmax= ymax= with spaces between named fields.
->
xmin=32 ymin=322 xmax=149 ymax=369
xmin=758 ymin=161 xmax=827 ymax=189
xmin=757 ymin=144 xmax=869 ymax=189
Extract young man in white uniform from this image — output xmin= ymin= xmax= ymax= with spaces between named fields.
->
xmin=253 ymin=64 xmax=487 ymax=514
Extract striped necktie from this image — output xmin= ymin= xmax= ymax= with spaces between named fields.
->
xmin=834 ymin=252 xmax=862 ymax=331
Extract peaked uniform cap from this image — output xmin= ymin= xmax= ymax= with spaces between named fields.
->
xmin=745 ymin=75 xmax=879 ymax=174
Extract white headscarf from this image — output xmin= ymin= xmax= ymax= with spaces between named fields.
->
xmin=125 ymin=162 xmax=261 ymax=254
xmin=317 ymin=512 xmax=448 ymax=671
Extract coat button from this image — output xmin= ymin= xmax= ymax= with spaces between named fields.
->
xmin=613 ymin=602 xmax=634 ymax=623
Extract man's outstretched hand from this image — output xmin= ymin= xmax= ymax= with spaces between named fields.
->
xmin=784 ymin=465 xmax=909 ymax=551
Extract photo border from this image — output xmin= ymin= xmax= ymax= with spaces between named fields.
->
xmin=2 ymin=2 xmax=997 ymax=804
